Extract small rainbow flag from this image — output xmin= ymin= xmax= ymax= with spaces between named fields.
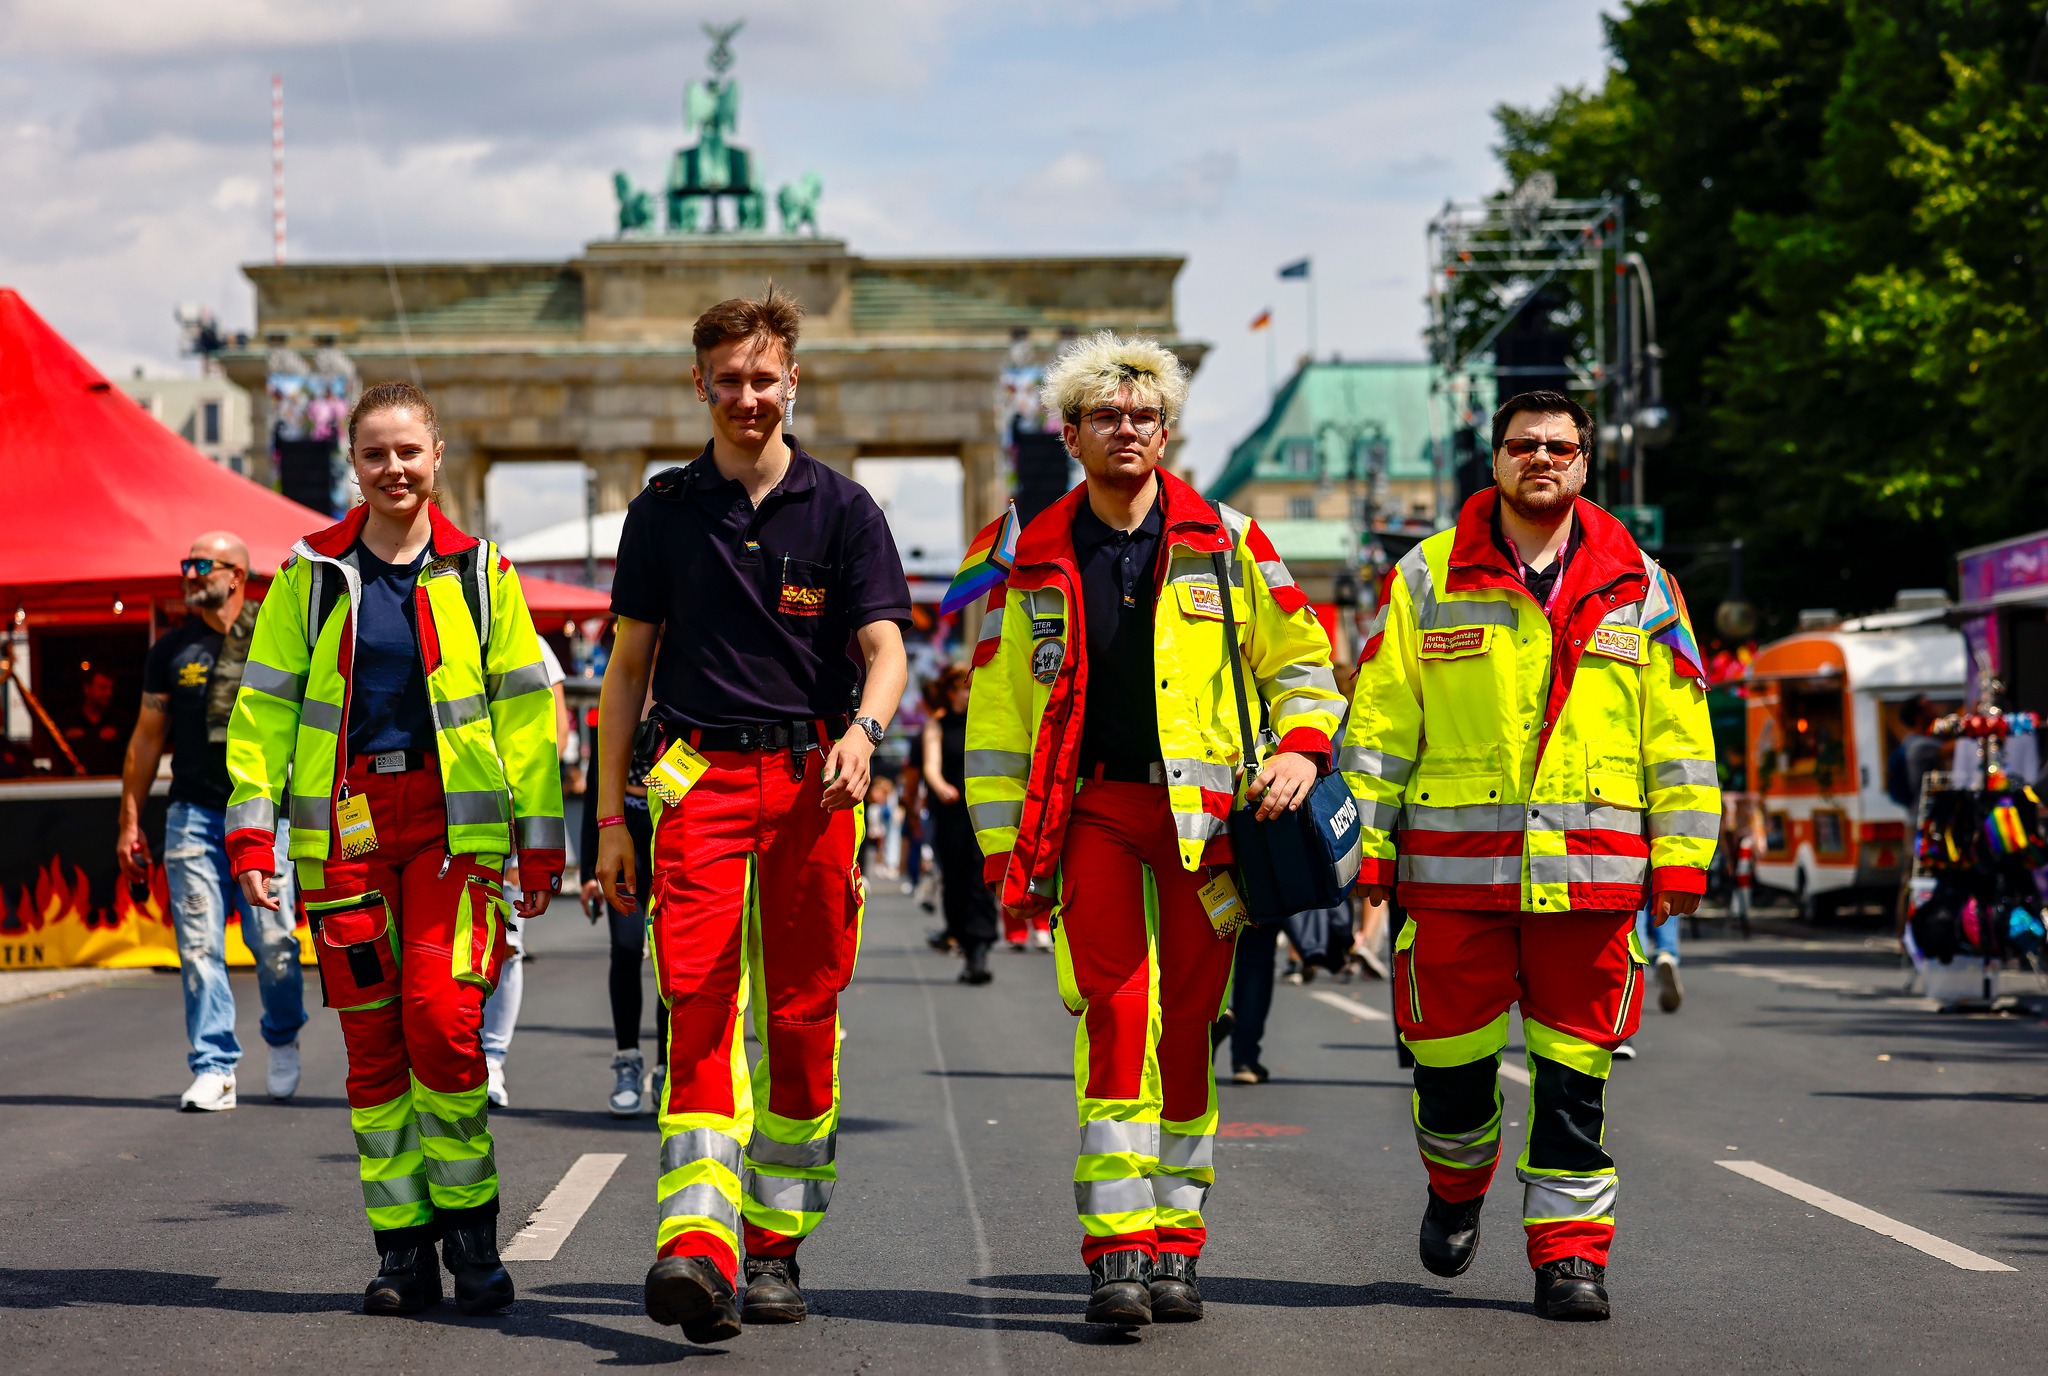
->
xmin=940 ymin=504 xmax=1020 ymax=615
xmin=1642 ymin=564 xmax=1704 ymax=678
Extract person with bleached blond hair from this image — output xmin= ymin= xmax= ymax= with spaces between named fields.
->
xmin=964 ymin=331 xmax=1344 ymax=1328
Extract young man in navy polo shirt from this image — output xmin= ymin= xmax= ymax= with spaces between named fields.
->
xmin=595 ymin=287 xmax=910 ymax=1343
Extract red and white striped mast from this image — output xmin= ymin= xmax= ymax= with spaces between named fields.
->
xmin=271 ymin=74 xmax=286 ymax=265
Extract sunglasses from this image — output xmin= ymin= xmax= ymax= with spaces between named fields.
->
xmin=180 ymin=558 xmax=243 ymax=578
xmin=1501 ymin=437 xmax=1583 ymax=460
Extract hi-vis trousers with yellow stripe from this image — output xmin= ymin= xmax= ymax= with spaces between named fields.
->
xmin=1391 ymin=906 xmax=1647 ymax=1268
xmin=1053 ymin=782 xmax=1238 ymax=1265
xmin=647 ymin=749 xmax=865 ymax=1285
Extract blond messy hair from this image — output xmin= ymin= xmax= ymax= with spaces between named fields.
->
xmin=1039 ymin=331 xmax=1189 ymax=427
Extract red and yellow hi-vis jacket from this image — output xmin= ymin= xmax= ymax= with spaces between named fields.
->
xmin=1343 ymin=491 xmax=1719 ymax=914
xmin=964 ymin=471 xmax=1344 ymax=910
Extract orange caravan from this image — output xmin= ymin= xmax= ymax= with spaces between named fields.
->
xmin=1744 ymin=597 xmax=1964 ymax=918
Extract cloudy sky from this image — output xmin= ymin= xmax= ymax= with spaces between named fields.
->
xmin=0 ymin=0 xmax=1613 ymax=541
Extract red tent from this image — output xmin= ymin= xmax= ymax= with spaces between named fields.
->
xmin=0 ymin=289 xmax=607 ymax=619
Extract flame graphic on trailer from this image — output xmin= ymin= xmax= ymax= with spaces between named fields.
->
xmin=0 ymin=854 xmax=314 ymax=970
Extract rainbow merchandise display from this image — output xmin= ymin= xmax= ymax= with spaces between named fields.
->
xmin=1911 ymin=786 xmax=2048 ymax=962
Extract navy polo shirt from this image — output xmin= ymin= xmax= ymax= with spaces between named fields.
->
xmin=609 ymin=442 xmax=912 ymax=731
xmin=1074 ymin=482 xmax=1165 ymax=777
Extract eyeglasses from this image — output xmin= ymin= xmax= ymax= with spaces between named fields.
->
xmin=180 ymin=558 xmax=242 ymax=578
xmin=1500 ymin=437 xmax=1583 ymax=460
xmin=1083 ymin=407 xmax=1164 ymax=439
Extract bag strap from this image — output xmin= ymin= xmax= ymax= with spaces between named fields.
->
xmin=1212 ymin=548 xmax=1261 ymax=784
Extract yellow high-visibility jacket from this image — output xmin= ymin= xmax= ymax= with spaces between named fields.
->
xmin=223 ymin=502 xmax=566 ymax=890
xmin=965 ymin=471 xmax=1345 ymax=909
xmin=1343 ymin=491 xmax=1718 ymax=913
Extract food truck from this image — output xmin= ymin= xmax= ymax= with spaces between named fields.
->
xmin=1744 ymin=596 xmax=1965 ymax=918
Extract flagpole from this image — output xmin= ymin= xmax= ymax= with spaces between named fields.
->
xmin=1307 ymin=261 xmax=1318 ymax=362
xmin=1266 ymin=324 xmax=1276 ymax=396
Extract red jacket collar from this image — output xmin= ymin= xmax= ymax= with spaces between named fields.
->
xmin=1012 ymin=468 xmax=1232 ymax=573
xmin=300 ymin=501 xmax=480 ymax=561
xmin=1444 ymin=488 xmax=1644 ymax=599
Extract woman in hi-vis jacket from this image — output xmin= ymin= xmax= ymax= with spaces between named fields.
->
xmin=225 ymin=382 xmax=565 ymax=1317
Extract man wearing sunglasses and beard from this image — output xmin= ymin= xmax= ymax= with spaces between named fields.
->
xmin=119 ymin=533 xmax=308 ymax=1113
xmin=1342 ymin=390 xmax=1718 ymax=1321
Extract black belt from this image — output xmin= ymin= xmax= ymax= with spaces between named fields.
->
xmin=689 ymin=717 xmax=849 ymax=755
xmin=355 ymin=748 xmax=432 ymax=774
xmin=1085 ymin=759 xmax=1167 ymax=785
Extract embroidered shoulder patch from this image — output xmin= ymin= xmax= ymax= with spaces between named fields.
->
xmin=1590 ymin=626 xmax=1643 ymax=662
xmin=1419 ymin=627 xmax=1487 ymax=657
xmin=1188 ymin=584 xmax=1224 ymax=617
xmin=424 ymin=557 xmax=461 ymax=579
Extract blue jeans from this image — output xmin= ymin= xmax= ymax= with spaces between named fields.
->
xmin=1228 ymin=921 xmax=1280 ymax=1069
xmin=1636 ymin=904 xmax=1680 ymax=964
xmin=165 ymin=801 xmax=307 ymax=1075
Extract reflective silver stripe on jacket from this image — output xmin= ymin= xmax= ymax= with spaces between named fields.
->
xmin=1517 ymin=1167 xmax=1618 ymax=1222
xmin=1162 ymin=758 xmax=1235 ymax=793
xmin=969 ymin=800 xmax=1023 ymax=832
xmin=976 ymin=601 xmax=1004 ymax=643
xmin=1403 ymin=802 xmax=1521 ymax=833
xmin=745 ymin=1172 xmax=833 ymax=1216
xmin=485 ymin=661 xmax=552 ymax=701
xmin=660 ymin=1180 xmax=741 ymax=1232
xmin=1273 ymin=661 xmax=1338 ymax=695
xmin=1338 ymin=747 xmax=1414 ymax=785
xmin=1400 ymin=543 xmax=1519 ymax=632
xmin=299 ymin=698 xmax=343 ymax=735
xmin=1648 ymin=809 xmax=1721 ymax=840
xmin=1174 ymin=809 xmax=1228 ymax=844
xmin=241 ymin=661 xmax=306 ymax=703
xmin=1081 ymin=1119 xmax=1158 ymax=1160
xmin=444 ymin=790 xmax=511 ymax=827
xmin=1527 ymin=852 xmax=1650 ymax=888
xmin=662 ymin=1127 xmax=744 ymax=1177
xmin=289 ymin=795 xmax=331 ymax=833
xmin=748 ymin=1132 xmax=836 ymax=1170
xmin=1398 ymin=852 xmax=1522 ymax=888
xmin=1157 ymin=1128 xmax=1214 ymax=1173
xmin=437 ymin=693 xmax=489 ymax=731
xmin=515 ymin=815 xmax=567 ymax=850
xmin=1651 ymin=759 xmax=1719 ymax=789
xmin=1524 ymin=802 xmax=1645 ymax=835
xmin=1075 ymin=1176 xmax=1155 ymax=1217
xmin=964 ymin=748 xmax=1031 ymax=780
xmin=226 ymin=796 xmax=277 ymax=834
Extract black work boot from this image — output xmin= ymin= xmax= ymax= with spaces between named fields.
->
xmin=441 ymin=1222 xmax=515 ymax=1315
xmin=1149 ymin=1251 xmax=1203 ymax=1323
xmin=1084 ymin=1249 xmax=1154 ymax=1326
xmin=1533 ymin=1256 xmax=1611 ymax=1321
xmin=1419 ymin=1188 xmax=1485 ymax=1278
xmin=363 ymin=1245 xmax=442 ymax=1315
xmin=645 ymin=1255 xmax=742 ymax=1343
xmin=741 ymin=1255 xmax=806 ymax=1324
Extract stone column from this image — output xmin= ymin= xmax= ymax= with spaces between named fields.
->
xmin=584 ymin=448 xmax=648 ymax=513
xmin=437 ymin=442 xmax=486 ymax=532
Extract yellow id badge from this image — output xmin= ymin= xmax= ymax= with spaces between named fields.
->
xmin=335 ymin=792 xmax=379 ymax=859
xmin=1198 ymin=870 xmax=1251 ymax=939
xmin=645 ymin=737 xmax=711 ymax=806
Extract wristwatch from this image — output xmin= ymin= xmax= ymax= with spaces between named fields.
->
xmin=851 ymin=714 xmax=886 ymax=747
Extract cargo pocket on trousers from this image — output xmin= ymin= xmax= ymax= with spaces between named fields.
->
xmin=835 ymin=863 xmax=867 ymax=992
xmin=1614 ymin=929 xmax=1651 ymax=1039
xmin=1393 ymin=919 xmax=1422 ymax=1028
xmin=453 ymin=872 xmax=512 ymax=993
xmin=308 ymin=891 xmax=399 ymax=1012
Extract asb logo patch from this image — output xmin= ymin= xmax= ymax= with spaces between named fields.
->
xmin=1590 ymin=626 xmax=1643 ymax=663
xmin=1419 ymin=627 xmax=1487 ymax=657
xmin=1187 ymin=584 xmax=1225 ymax=618
xmin=424 ymin=556 xmax=461 ymax=579
xmin=778 ymin=584 xmax=827 ymax=617
xmin=175 ymin=660 xmax=210 ymax=688
xmin=1031 ymin=638 xmax=1065 ymax=684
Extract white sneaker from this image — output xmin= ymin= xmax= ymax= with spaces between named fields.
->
xmin=609 ymin=1051 xmax=645 ymax=1117
xmin=1032 ymin=927 xmax=1054 ymax=951
xmin=180 ymin=1070 xmax=237 ymax=1112
xmin=647 ymin=1063 xmax=666 ymax=1117
xmin=1613 ymin=1042 xmax=1637 ymax=1060
xmin=267 ymin=1042 xmax=302 ymax=1100
xmin=486 ymin=1058 xmax=509 ymax=1108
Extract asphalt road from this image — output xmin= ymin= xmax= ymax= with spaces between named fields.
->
xmin=3 ymin=889 xmax=2044 ymax=1373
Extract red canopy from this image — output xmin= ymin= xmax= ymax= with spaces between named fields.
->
xmin=0 ymin=289 xmax=607 ymax=620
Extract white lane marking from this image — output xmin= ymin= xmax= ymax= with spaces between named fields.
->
xmin=1310 ymin=990 xmax=1390 ymax=1022
xmin=502 ymin=1153 xmax=628 ymax=1262
xmin=1498 ymin=1059 xmax=1531 ymax=1087
xmin=1716 ymin=963 xmax=1858 ymax=992
xmin=912 ymin=940 xmax=1006 ymax=1376
xmin=1717 ymin=1160 xmax=2016 ymax=1272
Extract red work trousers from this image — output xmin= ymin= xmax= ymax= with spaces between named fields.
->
xmin=648 ymin=748 xmax=863 ymax=1284
xmin=302 ymin=757 xmax=510 ymax=1244
xmin=1057 ymin=782 xmax=1238 ymax=1264
xmin=1394 ymin=906 xmax=1645 ymax=1268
